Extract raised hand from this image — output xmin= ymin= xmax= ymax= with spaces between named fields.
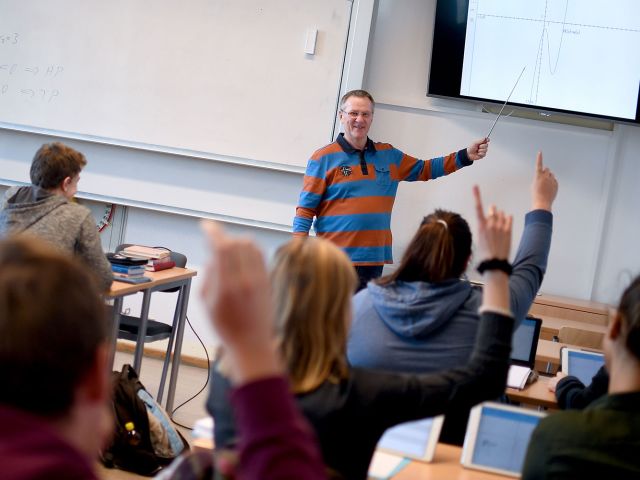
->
xmin=531 ymin=151 xmax=558 ymax=211
xmin=467 ymin=137 xmax=490 ymax=161
xmin=473 ymin=185 xmax=512 ymax=262
xmin=200 ymin=221 xmax=280 ymax=384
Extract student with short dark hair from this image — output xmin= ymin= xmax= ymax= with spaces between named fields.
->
xmin=0 ymin=237 xmax=112 ymax=479
xmin=0 ymin=142 xmax=112 ymax=291
xmin=523 ymin=276 xmax=640 ymax=479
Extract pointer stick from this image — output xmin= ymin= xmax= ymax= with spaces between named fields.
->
xmin=486 ymin=65 xmax=526 ymax=139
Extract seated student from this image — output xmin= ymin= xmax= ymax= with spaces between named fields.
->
xmin=0 ymin=235 xmax=327 ymax=480
xmin=0 ymin=142 xmax=112 ymax=291
xmin=347 ymin=152 xmax=558 ymax=444
xmin=0 ymin=237 xmax=113 ymax=479
xmin=209 ymin=186 xmax=516 ymax=480
xmin=523 ymin=276 xmax=640 ymax=479
xmin=156 ymin=222 xmax=327 ymax=480
xmin=548 ymin=364 xmax=609 ymax=409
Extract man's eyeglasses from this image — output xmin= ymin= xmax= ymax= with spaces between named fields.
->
xmin=341 ymin=110 xmax=373 ymax=119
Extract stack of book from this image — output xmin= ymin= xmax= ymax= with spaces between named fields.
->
xmin=106 ymin=253 xmax=151 ymax=284
xmin=120 ymin=245 xmax=176 ymax=272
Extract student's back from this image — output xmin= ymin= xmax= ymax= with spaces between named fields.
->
xmin=0 ymin=143 xmax=112 ymax=291
xmin=347 ymin=154 xmax=558 ymax=444
xmin=523 ymin=275 xmax=640 ymax=480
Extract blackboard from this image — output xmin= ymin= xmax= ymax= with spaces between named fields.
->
xmin=0 ymin=0 xmax=352 ymax=168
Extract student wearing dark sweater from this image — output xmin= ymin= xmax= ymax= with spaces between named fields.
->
xmin=209 ymin=186 xmax=517 ymax=480
xmin=523 ymin=276 xmax=640 ymax=479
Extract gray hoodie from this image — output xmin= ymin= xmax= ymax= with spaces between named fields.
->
xmin=0 ymin=186 xmax=113 ymax=291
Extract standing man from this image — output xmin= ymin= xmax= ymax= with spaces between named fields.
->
xmin=293 ymin=89 xmax=489 ymax=290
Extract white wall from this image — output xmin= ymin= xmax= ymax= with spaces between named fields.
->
xmin=364 ymin=0 xmax=639 ymax=304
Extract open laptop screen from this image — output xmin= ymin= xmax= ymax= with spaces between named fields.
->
xmin=511 ymin=316 xmax=542 ymax=368
xmin=462 ymin=402 xmax=545 ymax=477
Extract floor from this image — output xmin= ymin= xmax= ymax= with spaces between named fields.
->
xmin=97 ymin=350 xmax=210 ymax=480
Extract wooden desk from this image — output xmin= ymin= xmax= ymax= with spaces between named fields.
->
xmin=506 ymin=375 xmax=557 ymax=409
xmin=393 ymin=443 xmax=508 ymax=479
xmin=106 ymin=267 xmax=197 ymax=412
xmin=537 ymin=314 xmax=608 ymax=341
xmin=530 ymin=293 xmax=611 ymax=326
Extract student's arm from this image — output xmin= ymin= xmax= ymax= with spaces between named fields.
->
xmin=555 ymin=365 xmax=609 ymax=410
xmin=357 ymin=186 xmax=514 ymax=427
xmin=201 ymin=222 xmax=326 ymax=480
xmin=509 ymin=152 xmax=558 ymax=322
xmin=76 ymin=212 xmax=112 ymax=291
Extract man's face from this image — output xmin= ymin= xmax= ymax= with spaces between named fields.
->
xmin=339 ymin=96 xmax=374 ymax=148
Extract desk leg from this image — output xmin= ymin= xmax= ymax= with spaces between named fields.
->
xmin=165 ymin=279 xmax=192 ymax=413
xmin=157 ymin=287 xmax=184 ymax=404
xmin=133 ymin=291 xmax=153 ymax=374
xmin=109 ymin=297 xmax=124 ymax=369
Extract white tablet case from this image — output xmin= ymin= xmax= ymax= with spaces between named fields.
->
xmin=461 ymin=402 xmax=546 ymax=477
xmin=376 ymin=416 xmax=444 ymax=462
xmin=561 ymin=348 xmax=605 ymax=385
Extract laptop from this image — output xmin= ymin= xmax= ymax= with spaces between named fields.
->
xmin=561 ymin=348 xmax=605 ymax=385
xmin=461 ymin=402 xmax=546 ymax=477
xmin=368 ymin=416 xmax=444 ymax=479
xmin=507 ymin=316 xmax=542 ymax=389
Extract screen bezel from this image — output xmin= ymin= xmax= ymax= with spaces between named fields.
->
xmin=427 ymin=0 xmax=640 ymax=126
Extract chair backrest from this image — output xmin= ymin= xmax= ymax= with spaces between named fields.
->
xmin=557 ymin=326 xmax=604 ymax=350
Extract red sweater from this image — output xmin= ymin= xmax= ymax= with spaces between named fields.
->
xmin=0 ymin=405 xmax=97 ymax=480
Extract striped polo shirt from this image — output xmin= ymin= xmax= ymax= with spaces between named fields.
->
xmin=293 ymin=133 xmax=472 ymax=265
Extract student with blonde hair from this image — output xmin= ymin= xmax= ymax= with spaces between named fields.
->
xmin=210 ymin=186 xmax=517 ymax=480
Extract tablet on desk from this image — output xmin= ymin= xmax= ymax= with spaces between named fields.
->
xmin=376 ymin=415 xmax=444 ymax=462
xmin=369 ymin=416 xmax=444 ymax=480
xmin=561 ymin=348 xmax=605 ymax=385
xmin=461 ymin=402 xmax=545 ymax=477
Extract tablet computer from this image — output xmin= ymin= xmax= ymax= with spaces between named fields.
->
xmin=376 ymin=415 xmax=444 ymax=462
xmin=561 ymin=348 xmax=605 ymax=385
xmin=461 ymin=402 xmax=545 ymax=477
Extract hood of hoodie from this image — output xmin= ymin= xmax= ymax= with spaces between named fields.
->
xmin=0 ymin=186 xmax=67 ymax=235
xmin=366 ymin=279 xmax=474 ymax=339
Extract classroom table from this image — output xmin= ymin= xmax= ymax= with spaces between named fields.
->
xmin=106 ymin=267 xmax=197 ymax=412
xmin=505 ymin=375 xmax=558 ymax=409
xmin=392 ymin=443 xmax=512 ymax=479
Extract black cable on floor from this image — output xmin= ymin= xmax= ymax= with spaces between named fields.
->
xmin=169 ymin=315 xmax=211 ymax=430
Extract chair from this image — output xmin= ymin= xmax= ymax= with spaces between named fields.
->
xmin=557 ymin=326 xmax=605 ymax=350
xmin=115 ymin=244 xmax=187 ymax=403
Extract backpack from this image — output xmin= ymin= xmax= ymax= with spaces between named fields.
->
xmin=101 ymin=364 xmax=189 ymax=476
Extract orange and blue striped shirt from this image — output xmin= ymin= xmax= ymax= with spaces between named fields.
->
xmin=293 ymin=133 xmax=473 ymax=265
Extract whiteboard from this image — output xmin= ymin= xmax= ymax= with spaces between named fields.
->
xmin=0 ymin=0 xmax=351 ymax=168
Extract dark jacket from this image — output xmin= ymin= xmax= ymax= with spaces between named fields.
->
xmin=523 ymin=392 xmax=640 ymax=480
xmin=209 ymin=311 xmax=514 ymax=480
xmin=555 ymin=364 xmax=609 ymax=409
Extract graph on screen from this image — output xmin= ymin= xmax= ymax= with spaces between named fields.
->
xmin=460 ymin=0 xmax=640 ymax=120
